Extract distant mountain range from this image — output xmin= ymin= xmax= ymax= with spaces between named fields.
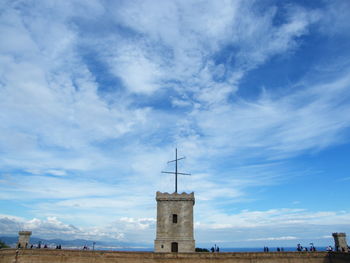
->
xmin=0 ymin=236 xmax=152 ymax=251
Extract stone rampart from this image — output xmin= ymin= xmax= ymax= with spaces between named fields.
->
xmin=156 ymin=191 xmax=195 ymax=203
xmin=1 ymin=249 xmax=350 ymax=263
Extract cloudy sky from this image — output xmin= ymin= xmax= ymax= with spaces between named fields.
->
xmin=1 ymin=0 xmax=350 ymax=248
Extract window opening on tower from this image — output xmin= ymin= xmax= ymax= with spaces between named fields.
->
xmin=171 ymin=242 xmax=178 ymax=252
xmin=172 ymin=214 xmax=178 ymax=223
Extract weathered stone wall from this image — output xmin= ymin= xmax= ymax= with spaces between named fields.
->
xmin=17 ymin=231 xmax=32 ymax=248
xmin=155 ymin=191 xmax=195 ymax=252
xmin=332 ymin=232 xmax=348 ymax=252
xmin=1 ymin=249 xmax=350 ymax=263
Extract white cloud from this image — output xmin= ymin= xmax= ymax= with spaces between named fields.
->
xmin=319 ymin=0 xmax=350 ymax=36
xmin=1 ymin=207 xmax=349 ymax=245
xmin=0 ymin=215 xmax=153 ymax=243
xmin=0 ymin=0 xmax=328 ymax=175
xmin=178 ymin=71 xmax=350 ymax=161
xmin=195 ymin=208 xmax=350 ymax=230
xmin=109 ymin=44 xmax=164 ymax=94
xmin=0 ymin=175 xmax=122 ymax=200
xmin=247 ymin=236 xmax=297 ymax=241
xmin=100 ymin=0 xmax=317 ymax=102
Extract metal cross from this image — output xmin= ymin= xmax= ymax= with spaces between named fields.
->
xmin=162 ymin=148 xmax=190 ymax=193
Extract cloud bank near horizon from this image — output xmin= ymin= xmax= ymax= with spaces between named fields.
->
xmin=1 ymin=206 xmax=348 ymax=246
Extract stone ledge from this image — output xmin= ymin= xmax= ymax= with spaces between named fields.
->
xmin=1 ymin=249 xmax=349 ymax=263
xmin=156 ymin=191 xmax=195 ymax=202
xmin=333 ymin=232 xmax=346 ymax=237
xmin=18 ymin=231 xmax=32 ymax=235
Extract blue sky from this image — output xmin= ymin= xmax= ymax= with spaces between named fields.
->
xmin=1 ymin=0 xmax=350 ymax=248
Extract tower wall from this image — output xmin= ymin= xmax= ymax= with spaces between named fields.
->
xmin=332 ymin=232 xmax=348 ymax=252
xmin=17 ymin=231 xmax=32 ymax=249
xmin=154 ymin=192 xmax=195 ymax=252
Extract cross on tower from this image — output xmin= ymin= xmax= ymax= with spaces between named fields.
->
xmin=162 ymin=148 xmax=190 ymax=193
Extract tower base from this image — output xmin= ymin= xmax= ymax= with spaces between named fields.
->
xmin=155 ymin=239 xmax=195 ymax=253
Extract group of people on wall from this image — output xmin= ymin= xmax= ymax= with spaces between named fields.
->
xmin=210 ymin=244 xmax=220 ymax=252
xmin=17 ymin=242 xmax=60 ymax=249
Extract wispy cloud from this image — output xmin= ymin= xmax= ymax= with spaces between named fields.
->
xmin=196 ymin=208 xmax=350 ymax=230
xmin=247 ymin=236 xmax=297 ymax=241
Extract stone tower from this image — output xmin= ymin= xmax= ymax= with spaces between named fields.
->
xmin=154 ymin=191 xmax=195 ymax=252
xmin=332 ymin=232 xmax=348 ymax=252
xmin=17 ymin=231 xmax=32 ymax=249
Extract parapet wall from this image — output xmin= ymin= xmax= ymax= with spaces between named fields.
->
xmin=1 ymin=249 xmax=350 ymax=263
xmin=156 ymin=191 xmax=195 ymax=203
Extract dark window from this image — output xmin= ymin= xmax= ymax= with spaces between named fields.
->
xmin=161 ymin=245 xmax=164 ymax=248
xmin=171 ymin=242 xmax=178 ymax=252
xmin=172 ymin=214 xmax=177 ymax=223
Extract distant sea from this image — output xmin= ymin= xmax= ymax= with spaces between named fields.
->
xmin=220 ymin=247 xmax=327 ymax=252
xmin=1 ymin=236 xmax=328 ymax=252
xmin=100 ymin=247 xmax=328 ymax=252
